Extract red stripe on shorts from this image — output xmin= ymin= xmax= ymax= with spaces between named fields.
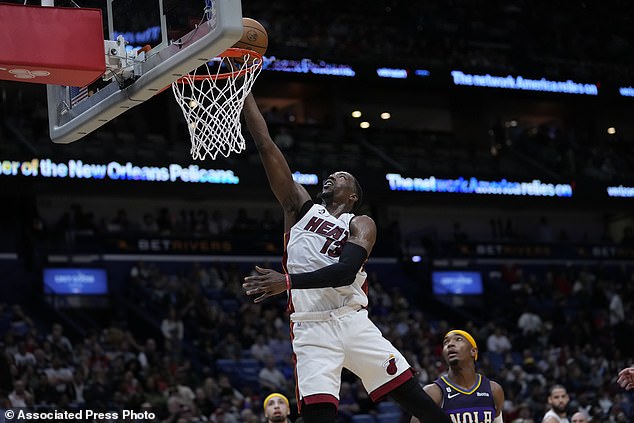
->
xmin=302 ymin=393 xmax=339 ymax=409
xmin=369 ymin=368 xmax=414 ymax=402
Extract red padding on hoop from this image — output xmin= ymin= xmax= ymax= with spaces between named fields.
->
xmin=0 ymin=4 xmax=105 ymax=86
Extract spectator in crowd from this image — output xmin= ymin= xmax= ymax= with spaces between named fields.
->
xmin=487 ymin=327 xmax=512 ymax=354
xmin=258 ymin=355 xmax=289 ymax=393
xmin=251 ymin=334 xmax=272 ymax=363
xmin=570 ymin=411 xmax=588 ymax=423
xmin=542 ymin=385 xmax=570 ymax=423
xmin=8 ymin=380 xmax=34 ymax=408
xmin=263 ymin=393 xmax=292 ymax=423
xmin=44 ymin=356 xmax=74 ymax=398
xmin=608 ymin=287 xmax=625 ymax=327
xmin=13 ymin=341 xmax=36 ymax=368
xmin=517 ymin=306 xmax=543 ymax=336
xmin=47 ymin=323 xmax=73 ymax=354
xmin=68 ymin=370 xmax=86 ymax=407
xmin=137 ymin=337 xmax=160 ymax=370
xmin=161 ymin=307 xmax=184 ymax=355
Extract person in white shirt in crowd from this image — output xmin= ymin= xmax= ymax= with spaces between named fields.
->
xmin=608 ymin=287 xmax=624 ymax=326
xmin=69 ymin=370 xmax=86 ymax=407
xmin=44 ymin=356 xmax=74 ymax=394
xmin=487 ymin=326 xmax=512 ymax=354
xmin=259 ymin=355 xmax=289 ymax=393
xmin=517 ymin=306 xmax=543 ymax=336
xmin=8 ymin=379 xmax=34 ymax=408
xmin=137 ymin=338 xmax=159 ymax=370
xmin=161 ymin=307 xmax=184 ymax=354
xmin=13 ymin=342 xmax=37 ymax=368
xmin=251 ymin=334 xmax=272 ymax=362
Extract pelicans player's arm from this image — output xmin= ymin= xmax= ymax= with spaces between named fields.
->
xmin=289 ymin=215 xmax=376 ymax=289
xmin=492 ymin=381 xmax=505 ymax=423
xmin=423 ymin=384 xmax=443 ymax=406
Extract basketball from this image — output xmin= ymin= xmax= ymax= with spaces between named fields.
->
xmin=233 ymin=17 xmax=268 ymax=57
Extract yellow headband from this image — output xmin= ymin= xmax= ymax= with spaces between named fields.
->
xmin=445 ymin=330 xmax=478 ymax=361
xmin=263 ymin=393 xmax=289 ymax=411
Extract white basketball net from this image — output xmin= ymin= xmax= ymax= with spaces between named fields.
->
xmin=171 ymin=49 xmax=263 ymax=160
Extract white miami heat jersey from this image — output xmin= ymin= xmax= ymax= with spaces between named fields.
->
xmin=285 ymin=203 xmax=368 ymax=314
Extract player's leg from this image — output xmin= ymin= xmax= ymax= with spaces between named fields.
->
xmin=292 ymin=320 xmax=344 ymax=423
xmin=301 ymin=403 xmax=338 ymax=423
xmin=342 ymin=310 xmax=451 ymax=423
xmin=389 ymin=378 xmax=451 ymax=423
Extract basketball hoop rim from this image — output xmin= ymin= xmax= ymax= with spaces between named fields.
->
xmin=175 ymin=47 xmax=263 ymax=83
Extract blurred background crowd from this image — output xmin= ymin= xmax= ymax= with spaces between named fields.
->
xmin=0 ymin=258 xmax=632 ymax=422
xmin=1 ymin=0 xmax=634 ymax=422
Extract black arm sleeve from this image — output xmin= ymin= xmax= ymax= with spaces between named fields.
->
xmin=297 ymin=200 xmax=314 ymax=221
xmin=289 ymin=242 xmax=368 ymax=289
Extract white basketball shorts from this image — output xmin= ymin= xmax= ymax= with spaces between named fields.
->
xmin=291 ymin=307 xmax=413 ymax=407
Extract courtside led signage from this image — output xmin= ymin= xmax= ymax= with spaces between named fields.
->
xmin=262 ymin=56 xmax=355 ymax=77
xmin=386 ymin=173 xmax=573 ymax=197
xmin=619 ymin=87 xmax=634 ymax=97
xmin=376 ymin=68 xmax=408 ymax=79
xmin=0 ymin=158 xmax=321 ymax=186
xmin=451 ymin=70 xmax=598 ymax=95
xmin=0 ymin=158 xmax=239 ymax=184
xmin=607 ymin=185 xmax=634 ymax=198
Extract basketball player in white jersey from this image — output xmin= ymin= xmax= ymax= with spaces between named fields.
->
xmin=241 ymin=93 xmax=451 ymax=423
xmin=542 ymin=385 xmax=570 ymax=423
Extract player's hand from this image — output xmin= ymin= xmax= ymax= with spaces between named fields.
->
xmin=617 ymin=367 xmax=634 ymax=390
xmin=243 ymin=266 xmax=287 ymax=303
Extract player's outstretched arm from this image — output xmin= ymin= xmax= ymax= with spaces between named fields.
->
xmin=242 ymin=93 xmax=310 ymax=216
xmin=243 ymin=216 xmax=376 ymax=302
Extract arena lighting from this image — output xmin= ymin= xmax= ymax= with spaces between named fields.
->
xmin=450 ymin=70 xmax=598 ymax=95
xmin=380 ymin=112 xmax=391 ymax=120
xmin=619 ymin=87 xmax=634 ymax=97
xmin=385 ymin=173 xmax=574 ymax=197
xmin=351 ymin=111 xmax=362 ymax=118
xmin=607 ymin=127 xmax=616 ymax=135
xmin=411 ymin=255 xmax=422 ymax=263
xmin=360 ymin=121 xmax=370 ymax=129
xmin=415 ymin=69 xmax=430 ymax=77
